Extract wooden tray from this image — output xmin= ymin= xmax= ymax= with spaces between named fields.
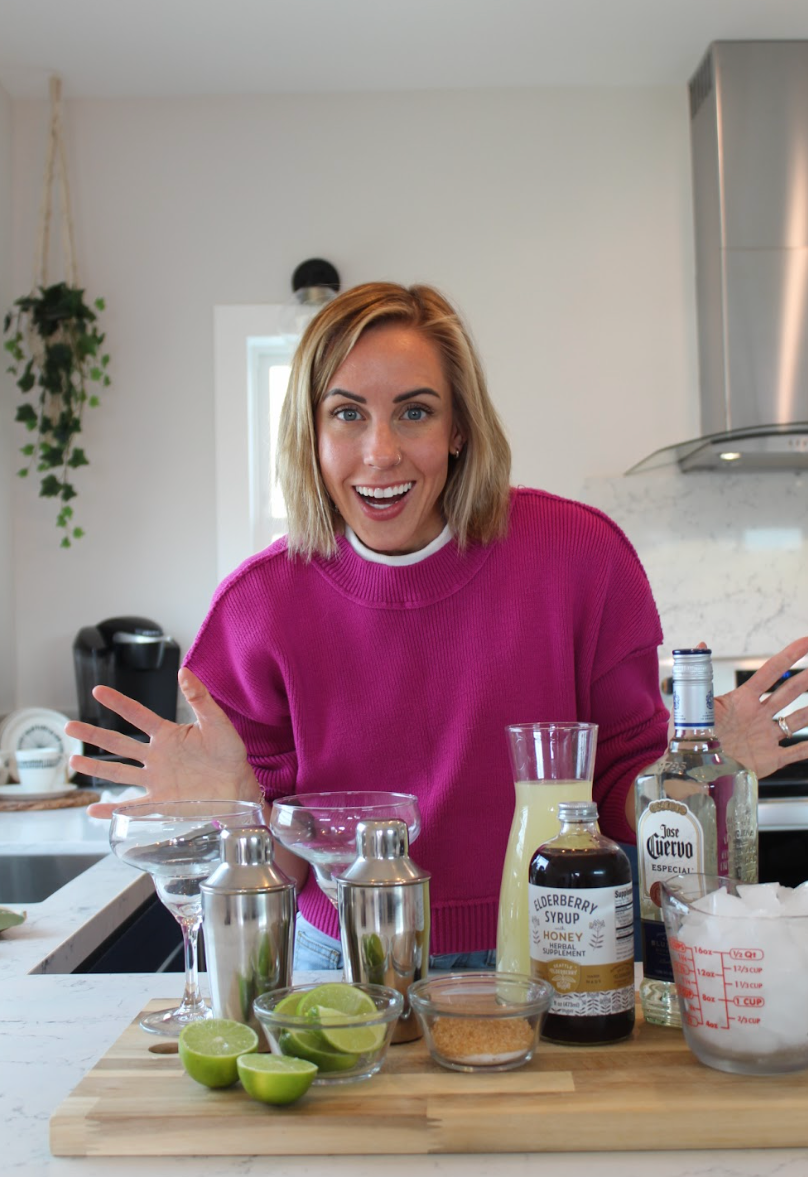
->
xmin=0 ymin=788 xmax=99 ymax=811
xmin=50 ymin=999 xmax=808 ymax=1157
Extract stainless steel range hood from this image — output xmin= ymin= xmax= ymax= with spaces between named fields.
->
xmin=629 ymin=41 xmax=808 ymax=475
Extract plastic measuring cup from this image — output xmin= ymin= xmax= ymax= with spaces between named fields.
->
xmin=661 ymin=874 xmax=808 ymax=1075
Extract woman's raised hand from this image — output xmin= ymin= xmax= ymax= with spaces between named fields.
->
xmin=65 ymin=667 xmax=259 ymax=818
xmin=713 ymin=636 xmax=808 ymax=779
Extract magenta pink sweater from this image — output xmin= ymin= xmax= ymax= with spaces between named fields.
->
xmin=186 ymin=488 xmax=669 ymax=953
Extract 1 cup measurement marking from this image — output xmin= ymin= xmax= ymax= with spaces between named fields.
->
xmin=668 ymin=938 xmax=765 ymax=1029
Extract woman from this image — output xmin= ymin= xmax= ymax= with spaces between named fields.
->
xmin=68 ymin=282 xmax=808 ymax=968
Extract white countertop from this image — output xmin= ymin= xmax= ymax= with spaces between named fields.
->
xmin=2 ymin=803 xmax=807 ymax=1176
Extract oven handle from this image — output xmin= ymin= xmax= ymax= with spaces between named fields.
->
xmin=759 ymin=797 xmax=808 ymax=832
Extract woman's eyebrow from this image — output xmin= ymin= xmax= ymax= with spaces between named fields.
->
xmin=322 ymin=387 xmax=440 ymax=404
xmin=323 ymin=389 xmax=365 ymax=403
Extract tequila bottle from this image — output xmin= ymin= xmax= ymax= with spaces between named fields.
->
xmin=635 ymin=648 xmax=758 ymax=1027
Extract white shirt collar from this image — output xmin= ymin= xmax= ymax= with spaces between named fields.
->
xmin=344 ymin=523 xmax=453 ymax=566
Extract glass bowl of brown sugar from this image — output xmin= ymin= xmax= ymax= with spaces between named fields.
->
xmin=408 ymin=972 xmax=554 ymax=1073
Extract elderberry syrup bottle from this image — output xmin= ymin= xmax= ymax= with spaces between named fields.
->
xmin=635 ymin=648 xmax=758 ymax=1028
xmin=528 ymin=801 xmax=635 ymax=1045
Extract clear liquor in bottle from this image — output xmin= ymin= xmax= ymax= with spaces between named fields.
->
xmin=635 ymin=648 xmax=758 ymax=1027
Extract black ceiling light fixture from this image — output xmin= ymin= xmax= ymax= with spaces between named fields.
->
xmin=279 ymin=258 xmax=341 ymax=342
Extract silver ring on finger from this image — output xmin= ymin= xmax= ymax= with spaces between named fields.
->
xmin=776 ymin=715 xmax=791 ymax=738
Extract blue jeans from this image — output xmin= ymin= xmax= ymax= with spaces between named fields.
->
xmin=293 ymin=915 xmax=496 ymax=973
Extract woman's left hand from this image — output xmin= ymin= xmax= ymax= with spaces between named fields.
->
xmin=713 ymin=637 xmax=808 ymax=778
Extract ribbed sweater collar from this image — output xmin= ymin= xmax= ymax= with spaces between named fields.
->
xmin=310 ymin=532 xmax=495 ymax=608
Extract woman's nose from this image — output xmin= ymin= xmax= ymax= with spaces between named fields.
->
xmin=364 ymin=425 xmax=401 ymax=470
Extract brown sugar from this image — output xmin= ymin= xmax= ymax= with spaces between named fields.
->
xmin=431 ymin=1016 xmax=534 ymax=1062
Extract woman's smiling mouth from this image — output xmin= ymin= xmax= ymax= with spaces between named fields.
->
xmin=354 ymin=482 xmax=414 ymax=509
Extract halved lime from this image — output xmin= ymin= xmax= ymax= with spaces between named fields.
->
xmin=297 ymin=983 xmax=377 ymax=1018
xmin=278 ymin=1028 xmax=357 ymax=1073
xmin=178 ymin=1018 xmax=259 ymax=1088
xmin=237 ymin=1054 xmax=317 ymax=1105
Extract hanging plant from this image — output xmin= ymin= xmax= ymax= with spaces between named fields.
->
xmin=3 ymin=77 xmax=110 ymax=548
xmin=4 ymin=283 xmax=109 ymax=545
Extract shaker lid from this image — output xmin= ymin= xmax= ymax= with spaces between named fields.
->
xmin=334 ymin=819 xmax=430 ymax=886
xmin=200 ymin=825 xmax=294 ymax=895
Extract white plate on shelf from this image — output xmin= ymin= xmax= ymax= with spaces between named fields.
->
xmin=0 ymin=785 xmax=77 ymax=802
xmin=0 ymin=708 xmax=83 ymax=781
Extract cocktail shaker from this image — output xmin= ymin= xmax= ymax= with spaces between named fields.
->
xmin=200 ymin=825 xmax=295 ymax=1036
xmin=336 ymin=819 xmax=430 ymax=1043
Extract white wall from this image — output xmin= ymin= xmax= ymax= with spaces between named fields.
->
xmin=0 ymin=81 xmax=16 ymax=716
xmin=9 ymin=87 xmax=703 ymax=711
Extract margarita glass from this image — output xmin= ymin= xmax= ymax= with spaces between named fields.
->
xmin=269 ymin=790 xmax=421 ymax=906
xmin=110 ymin=798 xmax=264 ymax=1035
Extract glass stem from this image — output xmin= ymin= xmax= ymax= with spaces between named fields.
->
xmin=177 ymin=916 xmax=206 ymax=1014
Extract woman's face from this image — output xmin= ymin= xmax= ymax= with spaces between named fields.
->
xmin=316 ymin=324 xmax=464 ymax=555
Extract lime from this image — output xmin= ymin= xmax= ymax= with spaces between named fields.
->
xmin=278 ymin=1028 xmax=357 ymax=1073
xmin=319 ymin=1019 xmax=385 ymax=1055
xmin=272 ymin=990 xmax=304 ymax=1016
xmin=237 ymin=1054 xmax=318 ymax=1105
xmin=297 ymin=983 xmax=377 ymax=1018
xmin=178 ymin=1018 xmax=259 ymax=1089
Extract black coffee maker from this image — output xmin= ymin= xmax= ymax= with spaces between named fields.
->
xmin=74 ymin=616 xmax=180 ymax=746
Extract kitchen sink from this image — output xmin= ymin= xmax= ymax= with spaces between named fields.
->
xmin=0 ymin=852 xmax=108 ymax=904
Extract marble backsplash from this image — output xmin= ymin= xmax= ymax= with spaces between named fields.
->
xmin=580 ymin=468 xmax=808 ymax=659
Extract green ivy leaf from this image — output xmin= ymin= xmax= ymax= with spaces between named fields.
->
xmin=102 ymin=376 xmax=111 ymax=387
xmin=72 ymin=527 xmax=85 ymax=539
xmin=89 ymin=395 xmax=100 ymax=407
xmin=67 ymin=447 xmax=89 ymax=469
xmin=20 ymin=444 xmax=34 ymax=456
xmin=94 ymin=297 xmax=105 ymax=311
xmin=90 ymin=366 xmax=102 ymax=381
xmin=17 ymin=360 xmax=35 ymax=392
xmin=39 ymin=474 xmax=62 ymax=498
xmin=101 ymin=354 xmax=110 ymax=367
xmin=17 ymin=468 xmax=29 ymax=478
xmin=60 ymin=536 xmax=71 ymax=548
xmin=15 ymin=403 xmax=37 ymax=426
xmin=60 ymin=483 xmax=77 ymax=502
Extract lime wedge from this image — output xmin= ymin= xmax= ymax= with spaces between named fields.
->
xmin=297 ymin=983 xmax=377 ymax=1018
xmin=237 ymin=1054 xmax=318 ymax=1105
xmin=0 ymin=908 xmax=26 ymax=933
xmin=178 ymin=1018 xmax=259 ymax=1088
xmin=319 ymin=1021 xmax=386 ymax=1055
xmin=278 ymin=1028 xmax=357 ymax=1072
xmin=272 ymin=990 xmax=304 ymax=1016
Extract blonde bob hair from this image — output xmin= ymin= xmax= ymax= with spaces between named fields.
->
xmin=277 ymin=282 xmax=512 ymax=559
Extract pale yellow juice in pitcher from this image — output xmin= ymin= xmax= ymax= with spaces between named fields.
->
xmin=496 ymin=779 xmax=593 ymax=974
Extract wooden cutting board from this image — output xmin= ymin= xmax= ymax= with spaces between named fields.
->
xmin=50 ymin=999 xmax=808 ymax=1156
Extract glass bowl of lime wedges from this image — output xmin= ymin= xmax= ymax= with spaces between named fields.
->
xmin=254 ymin=981 xmax=404 ymax=1083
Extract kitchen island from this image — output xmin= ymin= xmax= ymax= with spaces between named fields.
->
xmin=1 ymin=805 xmax=806 ymax=1176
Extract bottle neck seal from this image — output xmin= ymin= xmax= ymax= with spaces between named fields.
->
xmin=671 ymin=648 xmax=715 ymax=730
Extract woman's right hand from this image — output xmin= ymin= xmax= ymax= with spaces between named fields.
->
xmin=65 ymin=667 xmax=260 ymax=818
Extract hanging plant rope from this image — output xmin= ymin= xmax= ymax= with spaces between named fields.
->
xmin=3 ymin=75 xmax=110 ymax=548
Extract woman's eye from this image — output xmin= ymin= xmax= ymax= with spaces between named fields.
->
xmin=402 ymin=405 xmax=428 ymax=421
xmin=334 ymin=406 xmax=361 ymax=422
